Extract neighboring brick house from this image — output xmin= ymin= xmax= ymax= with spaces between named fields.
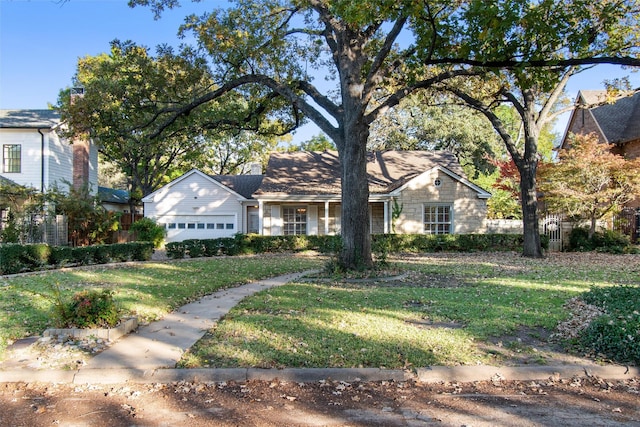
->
xmin=561 ymin=90 xmax=640 ymax=208
xmin=0 ymin=109 xmax=98 ymax=193
xmin=143 ymin=150 xmax=491 ymax=243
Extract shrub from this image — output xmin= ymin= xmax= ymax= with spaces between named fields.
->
xmin=129 ymin=218 xmax=165 ymax=248
xmin=568 ymin=227 xmax=631 ymax=253
xmin=130 ymin=242 xmax=154 ymax=261
xmin=64 ymin=289 xmax=120 ymax=328
xmin=578 ymin=285 xmax=640 ymax=365
xmin=49 ymin=246 xmax=74 ymax=267
xmin=0 ymin=244 xmax=27 ymax=274
xmin=165 ymin=241 xmax=186 ymax=259
xmin=72 ymin=246 xmax=94 ymax=266
xmin=108 ymin=243 xmax=131 ymax=262
xmin=92 ymin=245 xmax=111 ymax=264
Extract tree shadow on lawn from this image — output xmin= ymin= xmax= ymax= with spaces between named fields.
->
xmin=181 ymin=271 xmax=594 ymax=370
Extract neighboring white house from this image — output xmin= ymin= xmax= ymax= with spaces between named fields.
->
xmin=0 ymin=109 xmax=98 ymax=193
xmin=144 ymin=151 xmax=491 ymax=243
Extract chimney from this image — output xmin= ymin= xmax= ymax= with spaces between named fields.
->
xmin=250 ymin=163 xmax=262 ymax=175
xmin=71 ymin=87 xmax=89 ymax=191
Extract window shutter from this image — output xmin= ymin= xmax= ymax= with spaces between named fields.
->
xmin=271 ymin=205 xmax=282 ymax=235
xmin=334 ymin=204 xmax=341 ymax=234
xmin=307 ymin=205 xmax=318 ymax=235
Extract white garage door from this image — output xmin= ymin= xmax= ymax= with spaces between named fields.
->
xmin=160 ymin=215 xmax=237 ymax=242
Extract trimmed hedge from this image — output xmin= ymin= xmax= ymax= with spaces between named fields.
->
xmin=0 ymin=242 xmax=154 ymax=275
xmin=165 ymin=233 xmax=548 ymax=259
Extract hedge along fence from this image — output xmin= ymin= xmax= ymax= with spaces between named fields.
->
xmin=0 ymin=242 xmax=154 ymax=275
xmin=165 ymin=233 xmax=549 ymax=259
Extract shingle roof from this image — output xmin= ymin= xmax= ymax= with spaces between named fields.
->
xmin=0 ymin=175 xmax=19 ymax=186
xmin=98 ymin=187 xmax=130 ymax=204
xmin=0 ymin=109 xmax=60 ymax=129
xmin=580 ymin=91 xmax=640 ymax=144
xmin=255 ymin=150 xmax=466 ymax=196
xmin=211 ymin=174 xmax=264 ymax=199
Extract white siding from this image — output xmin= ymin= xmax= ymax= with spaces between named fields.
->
xmin=46 ymin=131 xmax=74 ymax=191
xmin=144 ymin=172 xmax=244 ymax=242
xmin=0 ymin=128 xmax=97 ymax=193
xmin=0 ymin=129 xmax=43 ymax=189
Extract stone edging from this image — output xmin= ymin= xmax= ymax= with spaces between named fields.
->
xmin=43 ymin=317 xmax=138 ymax=342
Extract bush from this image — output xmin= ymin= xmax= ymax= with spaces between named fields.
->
xmin=129 ymin=218 xmax=165 ymax=248
xmin=63 ymin=289 xmax=120 ymax=328
xmin=130 ymin=242 xmax=154 ymax=261
xmin=578 ymin=285 xmax=640 ymax=365
xmin=49 ymin=246 xmax=74 ymax=267
xmin=0 ymin=244 xmax=27 ymax=274
xmin=165 ymin=241 xmax=186 ymax=259
xmin=568 ymin=227 xmax=631 ymax=253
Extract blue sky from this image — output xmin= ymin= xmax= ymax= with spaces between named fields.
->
xmin=1 ymin=0 xmax=638 ymax=142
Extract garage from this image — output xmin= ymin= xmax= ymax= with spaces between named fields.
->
xmin=160 ymin=214 xmax=237 ymax=242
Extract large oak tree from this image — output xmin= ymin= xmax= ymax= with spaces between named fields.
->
xmin=121 ymin=0 xmax=639 ymax=267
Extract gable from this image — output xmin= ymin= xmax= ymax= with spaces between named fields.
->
xmin=562 ymin=90 xmax=640 ymax=149
xmin=142 ymin=169 xmax=247 ymax=204
xmin=389 ymin=166 xmax=491 ymax=199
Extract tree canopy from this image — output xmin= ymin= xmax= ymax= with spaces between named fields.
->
xmin=539 ymin=133 xmax=640 ymax=237
xmin=104 ymin=0 xmax=639 ymax=267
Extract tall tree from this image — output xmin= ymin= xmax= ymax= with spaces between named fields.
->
xmin=539 ymin=133 xmax=640 ymax=237
xmin=58 ymin=40 xmax=218 ymax=198
xmin=440 ymin=0 xmax=640 ymax=257
xmin=128 ymin=0 xmax=640 ymax=267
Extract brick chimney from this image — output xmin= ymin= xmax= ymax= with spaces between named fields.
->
xmin=70 ymin=87 xmax=89 ymax=191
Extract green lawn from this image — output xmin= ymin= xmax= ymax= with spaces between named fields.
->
xmin=180 ymin=252 xmax=640 ymax=368
xmin=2 ymin=251 xmax=638 ymax=367
xmin=0 ymin=254 xmax=323 ymax=357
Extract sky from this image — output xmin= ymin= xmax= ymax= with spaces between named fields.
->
xmin=1 ymin=0 xmax=639 ymax=144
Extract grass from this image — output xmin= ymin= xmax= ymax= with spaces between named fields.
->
xmin=0 ymin=254 xmax=323 ymax=357
xmin=2 ymin=251 xmax=638 ymax=368
xmin=180 ymin=252 xmax=640 ymax=368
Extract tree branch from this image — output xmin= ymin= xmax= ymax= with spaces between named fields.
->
xmin=425 ymin=56 xmax=640 ymax=68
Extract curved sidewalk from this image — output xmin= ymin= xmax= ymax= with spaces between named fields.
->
xmin=1 ymin=270 xmax=639 ymax=384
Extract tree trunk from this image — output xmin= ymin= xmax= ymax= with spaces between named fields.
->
xmin=518 ymin=158 xmax=543 ymax=258
xmin=338 ymin=120 xmax=373 ymax=269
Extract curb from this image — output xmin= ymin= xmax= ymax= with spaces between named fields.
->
xmin=1 ymin=365 xmax=638 ymax=385
xmin=416 ymin=364 xmax=640 ymax=383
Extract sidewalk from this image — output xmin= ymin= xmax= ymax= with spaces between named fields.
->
xmin=1 ymin=270 xmax=639 ymax=385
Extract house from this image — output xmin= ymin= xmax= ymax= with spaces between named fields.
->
xmin=560 ymin=90 xmax=640 ymax=241
xmin=143 ymin=150 xmax=491 ymax=243
xmin=0 ymin=109 xmax=98 ymax=193
xmin=98 ymin=187 xmax=131 ymax=213
xmin=561 ymin=90 xmax=640 ymax=199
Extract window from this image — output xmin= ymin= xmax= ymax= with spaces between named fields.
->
xmin=226 ymin=223 xmax=234 ymax=230
xmin=424 ymin=204 xmax=452 ymax=234
xmin=197 ymin=223 xmax=205 ymax=229
xmin=283 ymin=206 xmax=307 ymax=235
xmin=3 ymin=144 xmax=21 ymax=173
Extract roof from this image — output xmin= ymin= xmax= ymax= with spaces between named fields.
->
xmin=141 ymin=169 xmax=264 ymax=203
xmin=577 ymin=90 xmax=640 ymax=144
xmin=210 ymin=174 xmax=264 ymax=199
xmin=0 ymin=109 xmax=61 ymax=129
xmin=98 ymin=187 xmax=130 ymax=205
xmin=0 ymin=175 xmax=19 ymax=186
xmin=255 ymin=150 xmax=468 ymax=196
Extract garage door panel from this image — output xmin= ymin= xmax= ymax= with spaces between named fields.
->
xmin=159 ymin=215 xmax=237 ymax=242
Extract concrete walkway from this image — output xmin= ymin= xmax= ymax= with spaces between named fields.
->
xmin=1 ymin=270 xmax=639 ymax=385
